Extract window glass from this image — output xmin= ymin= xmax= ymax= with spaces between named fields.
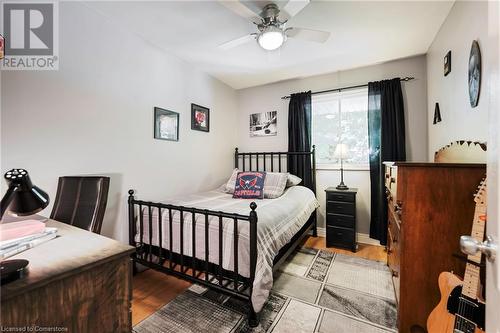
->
xmin=312 ymin=88 xmax=369 ymax=167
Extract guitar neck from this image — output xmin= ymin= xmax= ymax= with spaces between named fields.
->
xmin=461 ymin=203 xmax=486 ymax=299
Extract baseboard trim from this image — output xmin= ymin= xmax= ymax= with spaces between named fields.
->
xmin=357 ymin=232 xmax=382 ymax=246
xmin=316 ymin=227 xmax=381 ymax=246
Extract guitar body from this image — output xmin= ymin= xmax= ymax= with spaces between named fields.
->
xmin=428 ymin=272 xmax=485 ymax=333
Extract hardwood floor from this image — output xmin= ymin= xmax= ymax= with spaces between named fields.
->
xmin=303 ymin=236 xmax=387 ymax=262
xmin=131 ymin=235 xmax=386 ymax=326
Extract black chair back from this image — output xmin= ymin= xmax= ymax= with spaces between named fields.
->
xmin=50 ymin=176 xmax=110 ymax=234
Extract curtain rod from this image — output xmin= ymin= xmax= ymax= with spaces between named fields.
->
xmin=280 ymin=76 xmax=415 ymax=100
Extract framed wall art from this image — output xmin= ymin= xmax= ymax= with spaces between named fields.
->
xmin=154 ymin=107 xmax=179 ymax=141
xmin=444 ymin=50 xmax=451 ymax=76
xmin=249 ymin=111 xmax=277 ymax=137
xmin=191 ymin=104 xmax=210 ymax=132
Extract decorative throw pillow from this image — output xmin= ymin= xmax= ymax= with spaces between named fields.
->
xmin=263 ymin=172 xmax=288 ymax=198
xmin=286 ymin=173 xmax=302 ymax=187
xmin=233 ymin=172 xmax=266 ymax=199
xmin=226 ymin=169 xmax=292 ymax=198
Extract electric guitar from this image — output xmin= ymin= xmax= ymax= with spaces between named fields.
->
xmin=427 ymin=178 xmax=487 ymax=333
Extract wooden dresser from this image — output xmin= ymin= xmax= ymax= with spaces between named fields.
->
xmin=384 ymin=162 xmax=486 ymax=333
xmin=0 ymin=220 xmax=134 ymax=333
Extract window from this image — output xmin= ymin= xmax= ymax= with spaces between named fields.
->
xmin=312 ymin=88 xmax=369 ymax=168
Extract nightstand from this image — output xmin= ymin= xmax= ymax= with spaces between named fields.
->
xmin=325 ymin=187 xmax=358 ymax=252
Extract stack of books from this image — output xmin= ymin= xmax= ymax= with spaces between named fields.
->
xmin=0 ymin=220 xmax=58 ymax=259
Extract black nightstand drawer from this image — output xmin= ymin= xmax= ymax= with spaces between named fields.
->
xmin=327 ymin=201 xmax=355 ymax=216
xmin=327 ymin=192 xmax=355 ymax=203
xmin=326 ymin=213 xmax=355 ymax=228
xmin=326 ymin=226 xmax=355 ymax=248
xmin=325 ymin=187 xmax=358 ymax=252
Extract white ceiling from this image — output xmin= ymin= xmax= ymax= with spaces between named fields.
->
xmin=85 ymin=1 xmax=454 ymax=89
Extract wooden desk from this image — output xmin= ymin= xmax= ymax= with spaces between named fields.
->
xmin=0 ymin=220 xmax=134 ymax=333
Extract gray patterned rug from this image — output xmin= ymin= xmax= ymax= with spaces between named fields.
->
xmin=133 ymin=247 xmax=397 ymax=333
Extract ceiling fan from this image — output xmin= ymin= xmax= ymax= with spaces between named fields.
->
xmin=218 ymin=1 xmax=330 ymax=51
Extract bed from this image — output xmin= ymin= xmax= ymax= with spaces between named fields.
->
xmin=128 ymin=148 xmax=319 ymax=327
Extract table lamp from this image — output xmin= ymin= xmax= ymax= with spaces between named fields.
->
xmin=334 ymin=143 xmax=349 ymax=190
xmin=0 ymin=169 xmax=50 ymax=284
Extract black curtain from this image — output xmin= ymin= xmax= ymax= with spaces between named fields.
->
xmin=288 ymin=91 xmax=312 ymax=188
xmin=368 ymin=78 xmax=406 ymax=245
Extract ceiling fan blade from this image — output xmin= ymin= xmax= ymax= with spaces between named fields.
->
xmin=286 ymin=27 xmax=330 ymax=43
xmin=218 ymin=34 xmax=255 ymax=50
xmin=218 ymin=1 xmax=261 ymax=22
xmin=281 ymin=0 xmax=310 ymax=20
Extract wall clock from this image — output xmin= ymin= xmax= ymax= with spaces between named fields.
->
xmin=468 ymin=40 xmax=481 ymax=108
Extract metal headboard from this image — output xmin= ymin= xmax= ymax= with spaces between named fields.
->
xmin=233 ymin=146 xmax=316 ymax=194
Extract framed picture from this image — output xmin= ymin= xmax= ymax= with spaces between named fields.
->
xmin=250 ymin=111 xmax=277 ymax=137
xmin=468 ymin=40 xmax=481 ymax=108
xmin=154 ymin=107 xmax=179 ymax=141
xmin=0 ymin=34 xmax=4 ymax=60
xmin=444 ymin=50 xmax=451 ymax=76
xmin=191 ymin=104 xmax=210 ymax=132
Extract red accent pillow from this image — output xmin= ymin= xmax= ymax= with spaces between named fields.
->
xmin=233 ymin=172 xmax=266 ymax=199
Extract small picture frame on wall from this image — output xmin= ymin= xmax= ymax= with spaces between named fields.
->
xmin=0 ymin=34 xmax=4 ymax=60
xmin=154 ymin=107 xmax=179 ymax=141
xmin=191 ymin=104 xmax=210 ymax=132
xmin=444 ymin=51 xmax=451 ymax=76
xmin=250 ymin=111 xmax=277 ymax=137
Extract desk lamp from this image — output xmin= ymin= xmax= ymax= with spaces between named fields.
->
xmin=0 ymin=169 xmax=49 ymax=284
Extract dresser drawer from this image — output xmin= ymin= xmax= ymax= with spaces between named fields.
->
xmin=387 ymin=214 xmax=400 ymax=286
xmin=388 ymin=212 xmax=400 ymax=243
xmin=389 ymin=166 xmax=398 ymax=202
xmin=327 ymin=201 xmax=355 ymax=216
xmin=326 ymin=226 xmax=355 ymax=248
xmin=327 ymin=191 xmax=355 ymax=203
xmin=385 ymin=165 xmax=392 ymax=189
xmin=326 ymin=213 xmax=355 ymax=228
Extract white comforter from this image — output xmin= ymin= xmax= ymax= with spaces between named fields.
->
xmin=136 ymin=185 xmax=319 ymax=312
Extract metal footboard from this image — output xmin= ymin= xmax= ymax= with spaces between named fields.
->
xmin=128 ymin=191 xmax=259 ymax=324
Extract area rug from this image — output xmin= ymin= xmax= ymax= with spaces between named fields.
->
xmin=133 ymin=247 xmax=397 ymax=333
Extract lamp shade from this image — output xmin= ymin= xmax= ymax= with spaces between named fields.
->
xmin=333 ymin=143 xmax=350 ymax=159
xmin=2 ymin=169 xmax=49 ymax=217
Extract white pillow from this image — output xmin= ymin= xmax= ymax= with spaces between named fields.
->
xmin=263 ymin=172 xmax=288 ymax=199
xmin=286 ymin=173 xmax=302 ymax=187
xmin=225 ymin=169 xmax=288 ymax=198
xmin=225 ymin=168 xmax=239 ymax=193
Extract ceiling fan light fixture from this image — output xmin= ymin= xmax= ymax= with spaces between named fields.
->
xmin=257 ymin=26 xmax=285 ymax=51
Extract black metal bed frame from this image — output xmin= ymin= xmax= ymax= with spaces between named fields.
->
xmin=128 ymin=147 xmax=317 ymax=327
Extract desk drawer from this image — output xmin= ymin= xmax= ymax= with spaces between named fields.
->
xmin=326 ymin=226 xmax=355 ymax=248
xmin=326 ymin=213 xmax=355 ymax=228
xmin=327 ymin=201 xmax=355 ymax=216
xmin=327 ymin=192 xmax=355 ymax=203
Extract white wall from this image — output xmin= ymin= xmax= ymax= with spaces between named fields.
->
xmin=427 ymin=1 xmax=490 ymax=160
xmin=0 ymin=2 xmax=238 ymax=242
xmin=236 ymin=55 xmax=428 ymax=234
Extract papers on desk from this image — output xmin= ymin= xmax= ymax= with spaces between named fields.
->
xmin=0 ymin=227 xmax=58 ymax=260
